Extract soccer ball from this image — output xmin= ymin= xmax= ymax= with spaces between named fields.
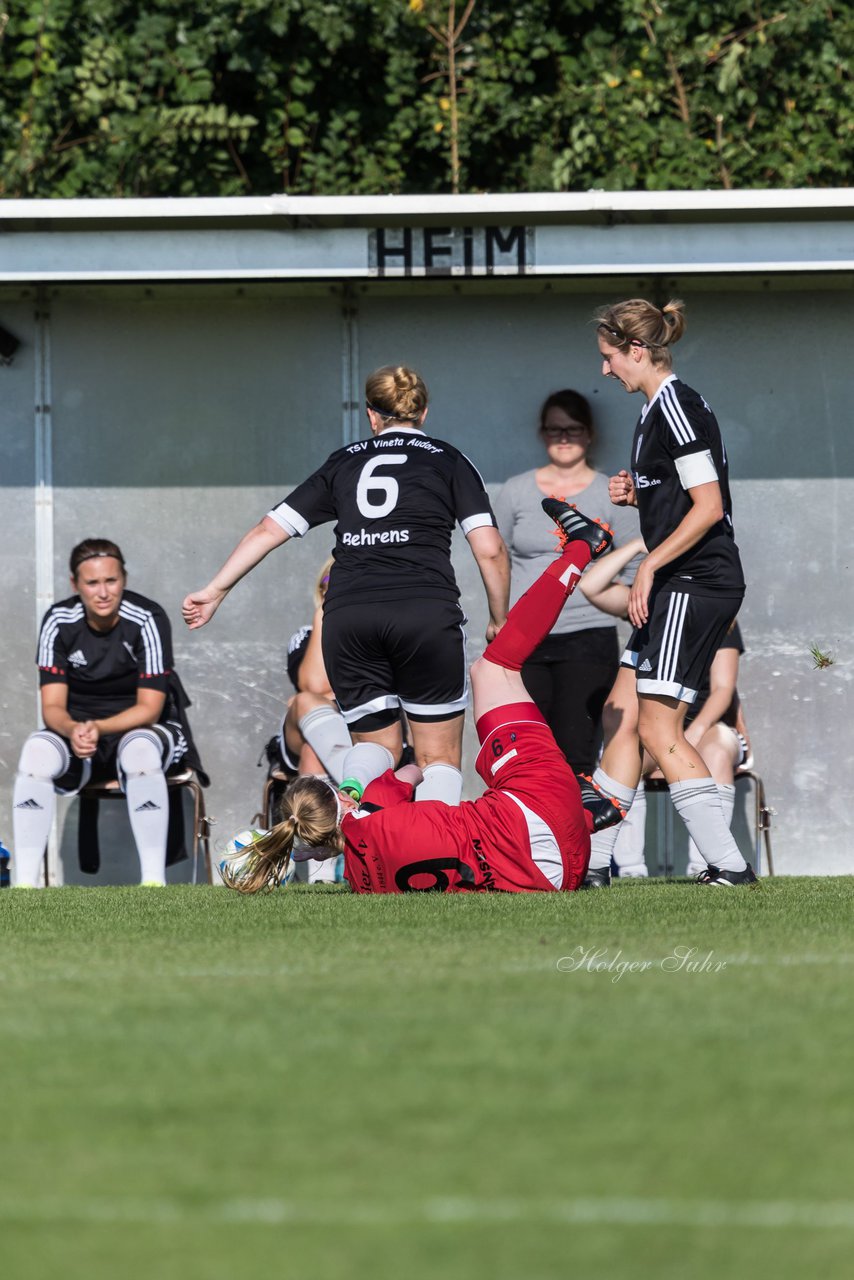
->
xmin=218 ymin=828 xmax=296 ymax=888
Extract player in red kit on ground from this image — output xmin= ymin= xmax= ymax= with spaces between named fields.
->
xmin=221 ymin=502 xmax=622 ymax=896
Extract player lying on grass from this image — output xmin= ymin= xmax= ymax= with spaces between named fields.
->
xmin=221 ymin=501 xmax=623 ymax=895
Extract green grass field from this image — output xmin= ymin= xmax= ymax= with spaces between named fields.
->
xmin=3 ymin=878 xmax=853 ymax=1280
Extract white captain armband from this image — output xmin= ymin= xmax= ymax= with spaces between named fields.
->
xmin=675 ymin=449 xmax=718 ymax=490
xmin=266 ymin=501 xmax=309 ymax=537
xmin=460 ymin=512 xmax=494 ymax=535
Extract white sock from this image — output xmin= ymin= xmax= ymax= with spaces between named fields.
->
xmin=297 ymin=705 xmax=352 ymax=785
xmin=687 ymin=783 xmax=736 ymax=875
xmin=12 ymin=732 xmax=68 ymax=887
xmin=669 ymin=777 xmax=746 ymax=874
xmin=415 ymin=763 xmax=463 ymax=805
xmin=718 ymin=782 xmax=736 ymax=827
xmin=612 ymin=781 xmax=648 ymax=877
xmin=119 ymin=733 xmax=169 ymax=885
xmin=340 ymin=743 xmax=395 ymax=794
xmin=588 ymin=767 xmax=637 ymax=870
xmin=12 ymin=773 xmax=55 ymax=887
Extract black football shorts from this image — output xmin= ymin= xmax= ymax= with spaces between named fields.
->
xmin=621 ymin=585 xmax=743 ymax=704
xmin=322 ymin=597 xmax=468 ymax=730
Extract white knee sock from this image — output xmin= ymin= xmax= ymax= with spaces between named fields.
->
xmin=415 ymin=763 xmax=463 ymax=805
xmin=686 ymin=782 xmax=736 ymax=875
xmin=12 ymin=732 xmax=67 ymax=887
xmin=297 ymin=705 xmax=352 ymax=785
xmin=588 ymin=767 xmax=637 ymax=870
xmin=119 ymin=733 xmax=169 ymax=885
xmin=669 ymin=777 xmax=746 ymax=874
xmin=612 ymin=781 xmax=649 ymax=877
xmin=340 ymin=743 xmax=395 ymax=795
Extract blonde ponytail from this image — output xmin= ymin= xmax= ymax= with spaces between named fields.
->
xmin=595 ymin=298 xmax=686 ymax=368
xmin=221 ymin=777 xmax=342 ymax=895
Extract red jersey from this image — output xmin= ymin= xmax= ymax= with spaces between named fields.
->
xmin=342 ymin=772 xmax=552 ymax=893
xmin=341 ymin=712 xmax=590 ymax=893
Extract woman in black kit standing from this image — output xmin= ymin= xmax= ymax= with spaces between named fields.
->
xmin=579 ymin=299 xmax=754 ymax=888
xmin=183 ymin=366 xmax=509 ymax=806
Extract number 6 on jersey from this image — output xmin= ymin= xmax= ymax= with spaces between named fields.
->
xmin=355 ymin=455 xmax=408 ymax=518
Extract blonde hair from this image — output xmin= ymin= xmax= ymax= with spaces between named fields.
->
xmin=313 ymin=556 xmax=334 ymax=609
xmin=221 ymin=776 xmax=342 ymax=894
xmin=365 ymin=365 xmax=428 ymax=422
xmin=595 ymin=299 xmax=686 ymax=368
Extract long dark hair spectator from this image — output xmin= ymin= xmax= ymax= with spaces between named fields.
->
xmin=538 ymin=390 xmax=595 ymax=454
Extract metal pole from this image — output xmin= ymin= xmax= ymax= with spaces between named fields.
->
xmin=340 ymin=284 xmax=360 ymax=445
xmin=33 ymin=288 xmax=58 ymax=884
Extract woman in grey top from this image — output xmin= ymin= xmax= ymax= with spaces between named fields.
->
xmin=493 ymin=389 xmax=640 ymax=773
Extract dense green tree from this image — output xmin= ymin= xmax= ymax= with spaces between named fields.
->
xmin=0 ymin=0 xmax=850 ymax=197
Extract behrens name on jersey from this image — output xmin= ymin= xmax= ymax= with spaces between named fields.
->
xmin=342 ymin=528 xmax=410 ymax=546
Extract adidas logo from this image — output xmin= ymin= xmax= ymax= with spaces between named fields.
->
xmin=15 ymin=798 xmax=44 ymax=809
xmin=134 ymin=800 xmax=162 ymax=812
xmin=639 ymin=659 xmax=653 ymax=673
xmin=68 ymin=649 xmax=88 ymax=667
xmin=123 ymin=641 xmax=136 ymax=659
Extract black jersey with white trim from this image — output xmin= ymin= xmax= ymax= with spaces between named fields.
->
xmin=37 ymin=589 xmax=174 ymax=721
xmin=631 ymin=376 xmax=744 ymax=595
xmin=286 ymin=624 xmax=311 ymax=691
xmin=268 ymin=428 xmax=496 ymax=609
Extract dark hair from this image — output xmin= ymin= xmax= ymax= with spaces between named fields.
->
xmin=538 ymin=389 xmax=594 ymax=435
xmin=594 ymin=299 xmax=686 ymax=369
xmin=69 ymin=538 xmax=126 ymax=579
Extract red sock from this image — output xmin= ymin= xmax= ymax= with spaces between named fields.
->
xmin=485 ymin=540 xmax=592 ymax=671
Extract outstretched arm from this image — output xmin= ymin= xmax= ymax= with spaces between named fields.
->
xmin=466 ymin=525 xmax=510 ymax=642
xmin=578 ymin=536 xmax=647 ymax=618
xmin=183 ymin=516 xmax=289 ymax=629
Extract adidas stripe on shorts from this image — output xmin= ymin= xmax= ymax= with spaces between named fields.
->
xmin=621 ymin=584 xmax=743 ymax=704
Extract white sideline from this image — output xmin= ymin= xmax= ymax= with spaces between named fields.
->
xmin=2 ymin=1196 xmax=854 ymax=1229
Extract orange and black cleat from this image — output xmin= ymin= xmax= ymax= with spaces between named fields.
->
xmin=576 ymin=773 xmax=626 ymax=833
xmin=541 ymin=498 xmax=614 ymax=560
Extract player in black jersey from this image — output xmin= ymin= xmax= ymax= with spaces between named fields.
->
xmin=580 ymin=299 xmax=755 ymax=887
xmin=12 ymin=538 xmax=204 ymax=887
xmin=184 ymin=366 xmax=510 ymax=806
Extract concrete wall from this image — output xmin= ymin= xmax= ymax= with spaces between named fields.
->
xmin=1 ymin=276 xmax=851 ymax=878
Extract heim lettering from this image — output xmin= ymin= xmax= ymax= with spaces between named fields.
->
xmin=368 ymin=226 xmax=533 ymax=277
